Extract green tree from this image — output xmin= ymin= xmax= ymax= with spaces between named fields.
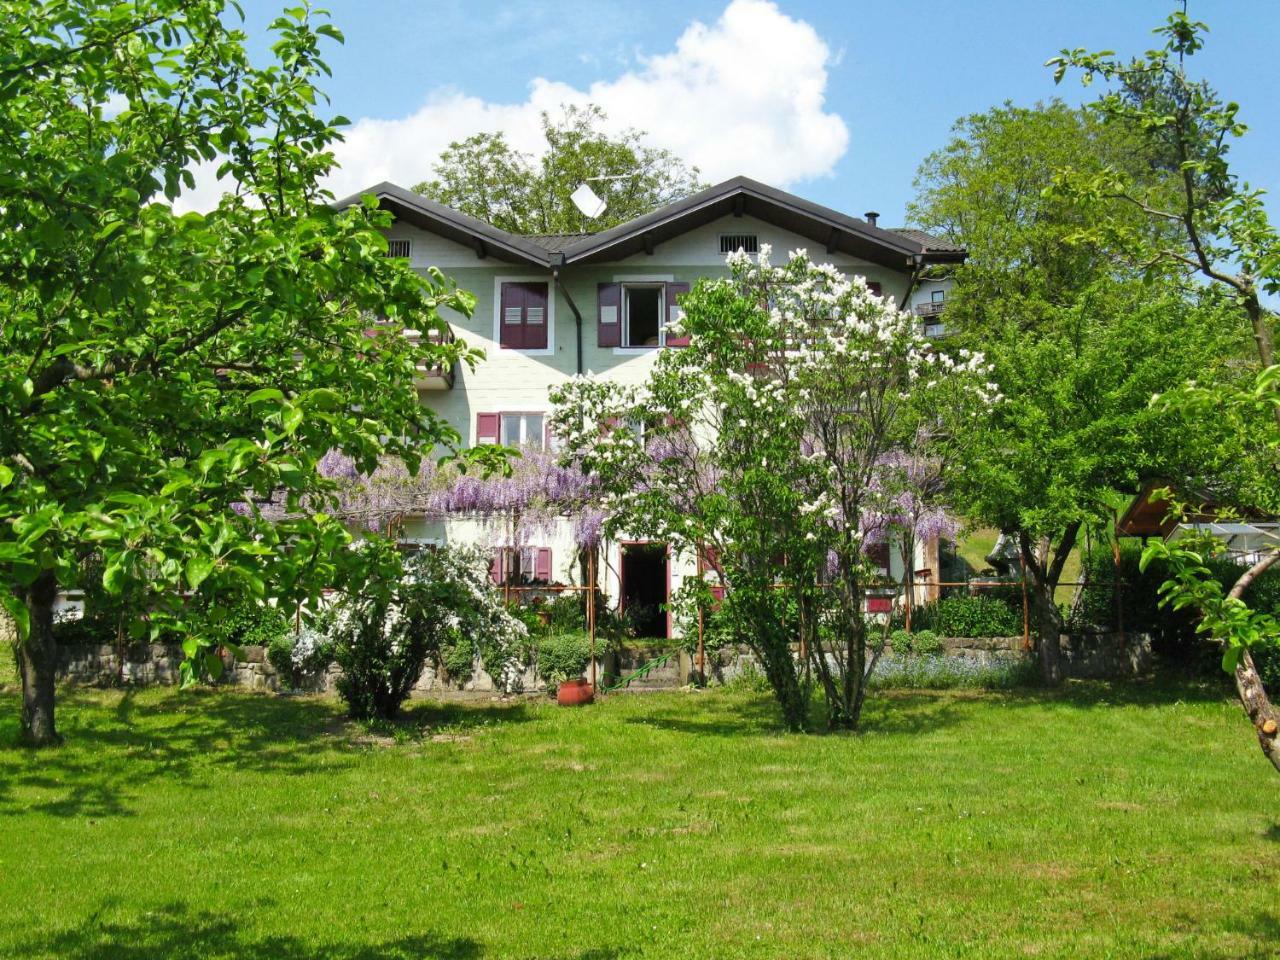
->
xmin=413 ymin=104 xmax=704 ymax=235
xmin=910 ymin=101 xmax=1241 ymax=683
xmin=1050 ymin=8 xmax=1280 ymax=770
xmin=0 ymin=0 xmax=484 ymax=745
xmin=551 ymin=250 xmax=994 ymax=730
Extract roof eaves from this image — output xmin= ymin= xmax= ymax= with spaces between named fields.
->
xmin=332 ymin=182 xmax=554 ymax=267
xmin=559 ymin=176 xmax=927 ymax=264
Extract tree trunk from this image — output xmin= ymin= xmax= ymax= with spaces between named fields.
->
xmin=1034 ymin=591 xmax=1065 ymax=687
xmin=1233 ymin=648 xmax=1280 ymax=774
xmin=17 ymin=569 xmax=60 ymax=746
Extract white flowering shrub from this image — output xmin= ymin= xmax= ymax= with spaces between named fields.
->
xmin=551 ymin=248 xmax=996 ymax=731
xmin=328 ymin=540 xmax=528 ymax=720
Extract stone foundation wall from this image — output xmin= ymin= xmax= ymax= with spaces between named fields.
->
xmin=52 ymin=630 xmax=1153 ymax=692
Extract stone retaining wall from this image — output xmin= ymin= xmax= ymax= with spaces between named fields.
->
xmin=51 ymin=630 xmax=1152 ymax=692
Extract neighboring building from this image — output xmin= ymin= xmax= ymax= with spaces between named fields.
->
xmin=1117 ymin=481 xmax=1280 ymax=565
xmin=338 ymin=176 xmax=964 ymax=638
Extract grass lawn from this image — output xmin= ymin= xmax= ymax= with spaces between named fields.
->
xmin=954 ymin=525 xmax=1083 ymax=605
xmin=0 ymin=674 xmax=1277 ymax=959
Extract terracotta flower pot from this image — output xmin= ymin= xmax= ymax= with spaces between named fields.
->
xmin=556 ymin=678 xmax=594 ymax=706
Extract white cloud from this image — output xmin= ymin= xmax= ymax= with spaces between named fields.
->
xmin=175 ymin=0 xmax=848 ymax=212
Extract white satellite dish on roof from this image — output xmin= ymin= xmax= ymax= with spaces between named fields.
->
xmin=570 ymin=181 xmax=608 ymax=219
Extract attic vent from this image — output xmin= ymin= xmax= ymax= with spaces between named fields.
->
xmin=386 ymin=239 xmax=412 ymax=259
xmin=719 ymin=234 xmax=759 ymax=254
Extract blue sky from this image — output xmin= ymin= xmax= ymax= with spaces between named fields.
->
xmin=225 ymin=0 xmax=1280 ymax=228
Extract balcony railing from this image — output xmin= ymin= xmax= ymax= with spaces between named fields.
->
xmin=405 ymin=325 xmax=456 ymax=390
xmin=914 ymin=300 xmax=947 ymax=318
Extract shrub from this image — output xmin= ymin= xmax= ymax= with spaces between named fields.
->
xmin=267 ymin=626 xmax=334 ymax=691
xmin=912 ymin=595 xmax=1022 ymax=638
xmin=203 ymin=600 xmax=292 ymax=650
xmin=329 ymin=542 xmax=528 ymax=720
xmin=890 ymin=628 xmax=943 ymax=656
xmin=536 ymin=631 xmax=594 ymax=685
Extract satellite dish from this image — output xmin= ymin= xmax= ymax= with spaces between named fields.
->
xmin=571 ymin=181 xmax=607 ymax=219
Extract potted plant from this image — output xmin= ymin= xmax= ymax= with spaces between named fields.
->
xmin=538 ymin=632 xmax=595 ymax=705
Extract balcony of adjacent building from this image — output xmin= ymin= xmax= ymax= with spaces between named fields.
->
xmin=407 ymin=324 xmax=457 ymax=390
xmin=914 ymin=293 xmax=949 ymax=338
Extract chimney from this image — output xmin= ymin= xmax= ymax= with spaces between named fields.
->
xmin=864 ymin=210 xmax=880 ymax=227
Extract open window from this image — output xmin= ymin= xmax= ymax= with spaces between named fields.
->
xmin=598 ymin=282 xmax=690 ymax=349
xmin=623 ymin=284 xmax=663 ymax=348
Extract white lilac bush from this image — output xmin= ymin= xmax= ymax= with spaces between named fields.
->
xmin=551 ymin=247 xmax=997 ymax=730
xmin=328 ymin=541 xmax=527 ymax=720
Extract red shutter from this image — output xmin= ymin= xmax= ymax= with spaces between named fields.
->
xmin=597 ymin=282 xmax=621 ymax=348
xmin=664 ymin=282 xmax=691 ymax=347
xmin=867 ymin=281 xmax=882 ymax=298
xmin=476 ymin=412 xmax=501 ymax=446
xmin=490 ymin=551 xmax=504 ymax=584
xmin=866 ymin=596 xmax=893 ymax=614
xmin=500 ymin=283 xmax=523 ymax=349
xmin=524 ymin=283 xmax=548 ymax=350
xmin=535 ymin=547 xmax=552 ymax=582
xmin=867 ymin=540 xmax=890 ymax=572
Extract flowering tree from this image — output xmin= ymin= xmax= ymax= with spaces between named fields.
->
xmin=551 ymin=249 xmax=996 ymax=730
xmin=327 ymin=540 xmax=527 ymax=720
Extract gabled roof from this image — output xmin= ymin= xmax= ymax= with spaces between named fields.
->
xmin=335 ymin=176 xmax=965 ymax=270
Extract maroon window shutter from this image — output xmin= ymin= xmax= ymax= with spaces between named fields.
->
xmin=597 ymin=282 xmax=621 ymax=348
xmin=866 ymin=596 xmax=893 ymax=614
xmin=867 ymin=541 xmax=890 ymax=572
xmin=523 ymin=282 xmax=548 ymax=350
xmin=490 ymin=550 xmax=504 ymax=584
xmin=499 ymin=282 xmax=525 ymax=349
xmin=535 ymin=547 xmax=552 ymax=582
xmin=866 ymin=281 xmax=882 ymax=298
xmin=664 ymin=282 xmax=691 ymax=347
xmin=476 ymin=412 xmax=501 ymax=446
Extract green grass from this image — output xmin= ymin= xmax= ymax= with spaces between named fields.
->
xmin=0 ymin=675 xmax=1277 ymax=959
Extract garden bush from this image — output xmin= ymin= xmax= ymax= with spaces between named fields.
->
xmin=890 ymin=628 xmax=943 ymax=656
xmin=329 ymin=542 xmax=527 ymax=720
xmin=266 ymin=626 xmax=334 ymax=691
xmin=1077 ymin=540 xmax=1280 ymax=676
xmin=911 ymin=595 xmax=1022 ymax=638
xmin=536 ymin=632 xmax=593 ymax=685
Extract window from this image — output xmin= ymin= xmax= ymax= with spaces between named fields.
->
xmin=931 ymin=289 xmax=946 ymax=303
xmin=719 ymin=234 xmax=759 ymax=254
xmin=386 ymin=238 xmax=411 ymax=259
xmin=499 ymin=281 xmax=549 ymax=350
xmin=491 ymin=546 xmax=553 ymax=585
xmin=501 ymin=412 xmax=545 ymax=449
xmin=624 ymin=284 xmax=663 ymax=348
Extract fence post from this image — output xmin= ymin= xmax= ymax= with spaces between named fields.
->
xmin=1020 ymin=569 xmax=1031 ymax=651
xmin=587 ymin=546 xmax=597 ymax=692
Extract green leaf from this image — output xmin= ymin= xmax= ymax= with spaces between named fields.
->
xmin=246 ymin=388 xmax=284 ymax=405
xmin=0 ymin=463 xmax=14 ymax=488
xmin=204 ymin=651 xmax=225 ymax=681
xmin=185 ymin=554 xmax=215 ymax=591
xmin=1222 ymin=645 xmax=1242 ymax=674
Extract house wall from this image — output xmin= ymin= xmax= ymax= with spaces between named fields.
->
xmin=386 ymin=210 xmax=935 ymax=632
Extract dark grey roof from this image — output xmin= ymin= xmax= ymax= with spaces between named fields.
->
xmin=335 ymin=176 xmax=966 ymax=269
xmin=527 ymin=233 xmax=594 ymax=253
xmin=888 ymin=228 xmax=965 ymax=255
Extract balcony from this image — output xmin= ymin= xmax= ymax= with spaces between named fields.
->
xmin=407 ymin=325 xmax=456 ymax=390
xmin=914 ymin=300 xmax=948 ymax=338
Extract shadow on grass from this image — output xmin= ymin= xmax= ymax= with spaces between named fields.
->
xmin=8 ymin=901 xmax=483 ymax=960
xmin=6 ymin=900 xmax=632 ymax=960
xmin=627 ymin=673 xmax=1235 ymax=740
xmin=0 ymin=685 xmax=537 ymax=820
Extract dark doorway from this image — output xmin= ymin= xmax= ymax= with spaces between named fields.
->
xmin=621 ymin=543 xmax=668 ymax=638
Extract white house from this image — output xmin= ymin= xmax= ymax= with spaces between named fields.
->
xmin=339 ymin=176 xmax=965 ymax=638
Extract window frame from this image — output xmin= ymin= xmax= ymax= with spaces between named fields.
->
xmin=497 ymin=411 xmax=548 ymax=450
xmin=610 ymin=274 xmax=676 ymax=354
xmin=493 ymin=276 xmax=555 ymax=355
